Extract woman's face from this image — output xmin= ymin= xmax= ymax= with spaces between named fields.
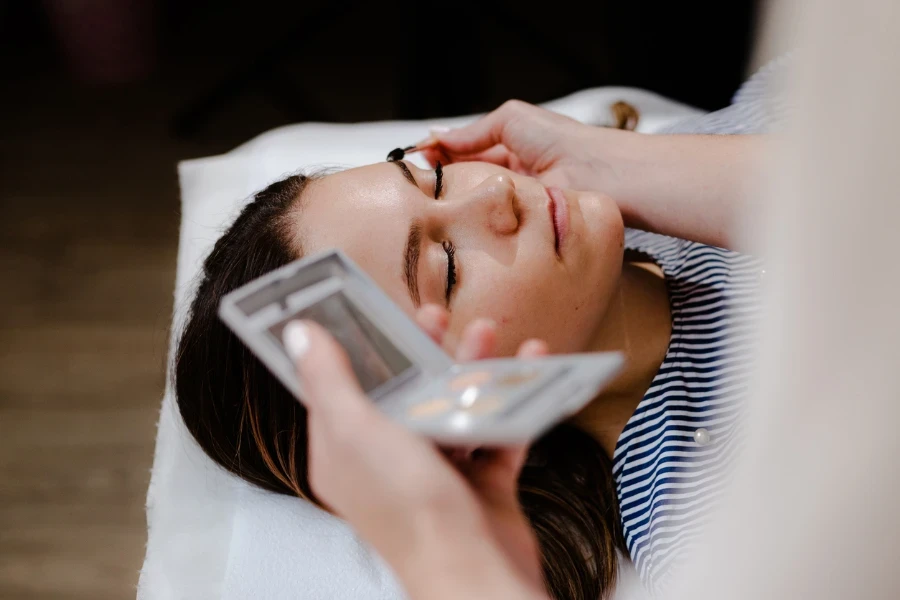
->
xmin=295 ymin=161 xmax=624 ymax=355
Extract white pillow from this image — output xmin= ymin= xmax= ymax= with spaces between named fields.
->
xmin=138 ymin=87 xmax=700 ymax=600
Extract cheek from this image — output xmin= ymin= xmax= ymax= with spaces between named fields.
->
xmin=450 ymin=263 xmax=603 ymax=356
xmin=582 ymin=193 xmax=626 ymax=267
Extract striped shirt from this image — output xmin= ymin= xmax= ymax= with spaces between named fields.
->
xmin=609 ymin=53 xmax=794 ymax=592
xmin=613 ymin=230 xmax=764 ymax=592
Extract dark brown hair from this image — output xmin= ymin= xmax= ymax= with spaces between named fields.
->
xmin=175 ymin=172 xmax=626 ymax=599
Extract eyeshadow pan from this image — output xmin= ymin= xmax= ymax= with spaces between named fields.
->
xmin=449 ymin=370 xmax=492 ymax=391
xmin=495 ymin=369 xmax=539 ymax=387
xmin=408 ymin=397 xmax=452 ymax=418
xmin=458 ymin=395 xmax=503 ymax=415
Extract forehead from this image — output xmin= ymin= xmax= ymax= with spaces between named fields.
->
xmin=297 ymin=163 xmax=416 ymax=312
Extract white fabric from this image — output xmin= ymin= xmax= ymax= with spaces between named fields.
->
xmin=138 ymin=87 xmax=702 ymax=600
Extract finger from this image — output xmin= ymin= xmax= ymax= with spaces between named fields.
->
xmin=433 ymin=100 xmax=532 ymax=155
xmin=441 ymin=446 xmax=477 ymax=466
xmin=412 ymin=136 xmax=440 ymax=150
xmin=516 ymin=338 xmax=549 ymax=359
xmin=536 ymin=170 xmax=571 ymax=190
xmin=455 ymin=318 xmax=497 ymax=362
xmin=415 ymin=303 xmax=449 ymax=345
xmin=283 ymin=321 xmax=374 ymax=423
xmin=420 ymin=146 xmax=441 ymax=167
xmin=442 ymin=144 xmax=515 ymax=169
xmin=422 ymin=144 xmax=517 ymax=171
xmin=411 ymin=126 xmax=450 ymax=152
xmin=481 ymin=446 xmax=529 ymax=476
xmin=435 ymin=146 xmax=534 ymax=177
xmin=466 ymin=145 xmax=513 ymax=166
xmin=464 ymin=446 xmax=530 ymax=498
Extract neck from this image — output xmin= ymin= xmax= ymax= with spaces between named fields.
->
xmin=573 ymin=257 xmax=671 ymax=456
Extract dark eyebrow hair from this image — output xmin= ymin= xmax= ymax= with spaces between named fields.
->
xmin=389 ymin=160 xmax=424 ymax=306
xmin=404 ymin=220 xmax=423 ymax=307
xmin=390 ymin=160 xmax=418 ymax=187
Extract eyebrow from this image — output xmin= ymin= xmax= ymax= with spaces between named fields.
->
xmin=403 ymin=221 xmax=423 ymax=307
xmin=388 ymin=161 xmax=425 ymax=307
xmin=390 ymin=159 xmax=418 ymax=186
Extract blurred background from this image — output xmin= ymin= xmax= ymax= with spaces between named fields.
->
xmin=0 ymin=0 xmax=784 ymax=598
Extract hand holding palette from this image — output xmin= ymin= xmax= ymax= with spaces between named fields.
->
xmin=219 ymin=249 xmax=624 ymax=445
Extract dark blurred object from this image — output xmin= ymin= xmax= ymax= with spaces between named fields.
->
xmin=394 ymin=4 xmax=612 ymax=121
xmin=164 ymin=0 xmax=760 ymax=139
xmin=605 ymin=1 xmax=761 ymax=111
xmin=40 ymin=0 xmax=158 ymax=84
xmin=0 ymin=0 xmax=762 ymax=138
xmin=169 ymin=1 xmax=353 ymax=138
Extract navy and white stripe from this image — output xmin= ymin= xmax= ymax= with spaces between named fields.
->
xmin=609 ymin=53 xmax=795 ymax=592
xmin=613 ymin=231 xmax=764 ymax=591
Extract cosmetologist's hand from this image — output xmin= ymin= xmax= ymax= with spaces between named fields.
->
xmin=421 ymin=99 xmax=640 ymax=194
xmin=282 ymin=306 xmax=550 ymax=600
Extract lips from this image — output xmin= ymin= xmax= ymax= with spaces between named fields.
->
xmin=546 ymin=187 xmax=570 ymax=255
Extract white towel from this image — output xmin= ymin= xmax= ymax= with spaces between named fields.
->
xmin=138 ymin=87 xmax=702 ymax=600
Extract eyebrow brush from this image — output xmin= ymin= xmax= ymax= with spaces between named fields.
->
xmin=386 ymin=137 xmax=440 ymax=162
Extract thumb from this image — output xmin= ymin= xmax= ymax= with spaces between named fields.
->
xmin=434 ymin=101 xmax=530 ymax=155
xmin=282 ymin=320 xmax=370 ymax=422
xmin=535 ymin=170 xmax=571 ymax=191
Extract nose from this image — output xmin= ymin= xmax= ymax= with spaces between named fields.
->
xmin=438 ymin=174 xmax=519 ymax=237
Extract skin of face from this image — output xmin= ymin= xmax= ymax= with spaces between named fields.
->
xmin=295 ymin=161 xmax=625 ymax=357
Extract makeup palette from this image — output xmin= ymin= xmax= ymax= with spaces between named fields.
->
xmin=219 ymin=249 xmax=624 ymax=444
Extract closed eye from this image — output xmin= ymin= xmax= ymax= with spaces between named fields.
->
xmin=442 ymin=240 xmax=456 ymax=306
xmin=434 ymin=161 xmax=443 ymax=199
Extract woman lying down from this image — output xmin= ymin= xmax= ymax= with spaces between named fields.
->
xmin=175 ymin=96 xmax=773 ymax=599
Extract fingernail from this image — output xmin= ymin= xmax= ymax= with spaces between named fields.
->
xmin=412 ymin=126 xmax=452 ymax=149
xmin=283 ymin=321 xmax=310 ymax=361
xmin=412 ymin=137 xmax=440 ymax=150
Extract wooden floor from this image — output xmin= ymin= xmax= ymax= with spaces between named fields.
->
xmin=0 ymin=32 xmax=497 ymax=598
xmin=0 ymin=42 xmax=396 ymax=597
xmin=0 ymin=76 xmax=237 ymax=599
